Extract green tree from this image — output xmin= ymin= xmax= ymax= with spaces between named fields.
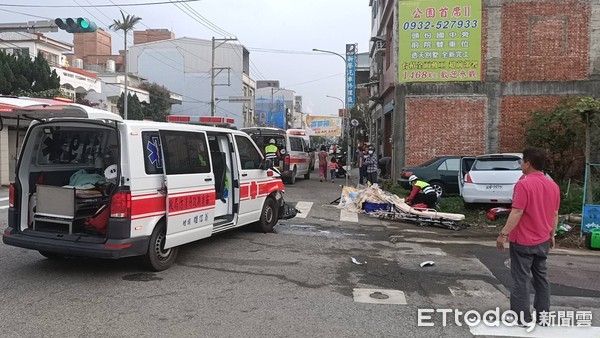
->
xmin=523 ymin=99 xmax=586 ymax=182
xmin=110 ymin=10 xmax=142 ymax=119
xmin=140 ymin=82 xmax=171 ymax=121
xmin=570 ymin=97 xmax=600 ymax=203
xmin=0 ymin=61 xmax=13 ymax=93
xmin=117 ymin=93 xmax=144 ymax=120
xmin=0 ymin=50 xmax=60 ymax=97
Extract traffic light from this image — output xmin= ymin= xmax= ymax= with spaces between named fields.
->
xmin=54 ymin=18 xmax=97 ymax=33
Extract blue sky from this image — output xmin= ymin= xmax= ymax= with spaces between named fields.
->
xmin=0 ymin=0 xmax=371 ymax=116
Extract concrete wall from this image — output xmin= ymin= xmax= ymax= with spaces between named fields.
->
xmin=389 ymin=0 xmax=600 ymax=175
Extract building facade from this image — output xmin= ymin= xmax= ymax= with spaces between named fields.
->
xmin=369 ymin=0 xmax=600 ymax=180
xmin=127 ymin=37 xmax=255 ymax=128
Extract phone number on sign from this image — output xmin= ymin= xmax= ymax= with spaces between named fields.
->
xmin=403 ymin=20 xmax=479 ymax=30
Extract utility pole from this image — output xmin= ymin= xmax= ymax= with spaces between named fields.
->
xmin=211 ymin=36 xmax=237 ymax=116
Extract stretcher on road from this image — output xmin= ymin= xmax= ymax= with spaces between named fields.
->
xmin=375 ymin=195 xmax=467 ymax=231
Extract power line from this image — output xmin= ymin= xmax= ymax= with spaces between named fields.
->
xmin=0 ymin=0 xmax=202 ymax=8
xmin=0 ymin=8 xmax=52 ymax=19
xmin=71 ymin=0 xmax=213 ymax=84
xmin=248 ymin=47 xmax=322 ymax=56
xmin=168 ymin=1 xmax=268 ymax=81
xmin=285 ymin=73 xmax=345 ymax=87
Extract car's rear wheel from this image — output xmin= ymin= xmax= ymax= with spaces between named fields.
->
xmin=143 ymin=222 xmax=179 ymax=271
xmin=429 ymin=181 xmax=446 ymax=197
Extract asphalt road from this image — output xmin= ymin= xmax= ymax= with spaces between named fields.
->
xmin=0 ymin=176 xmax=599 ymax=337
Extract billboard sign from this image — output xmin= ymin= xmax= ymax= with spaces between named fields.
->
xmin=398 ymin=0 xmax=482 ymax=82
xmin=346 ymin=43 xmax=357 ymax=108
xmin=305 ymin=116 xmax=343 ymax=137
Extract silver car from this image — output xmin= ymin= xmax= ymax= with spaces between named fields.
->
xmin=459 ymin=154 xmax=523 ymax=204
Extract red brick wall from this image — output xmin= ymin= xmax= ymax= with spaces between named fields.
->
xmin=405 ymin=97 xmax=486 ymax=165
xmin=500 ymin=2 xmax=590 ymax=82
xmin=499 ymin=96 xmax=567 ymax=152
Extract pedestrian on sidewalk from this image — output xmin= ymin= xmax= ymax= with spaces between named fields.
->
xmin=364 ymin=145 xmax=378 ymax=185
xmin=318 ymin=145 xmax=329 ymax=182
xmin=328 ymin=157 xmax=339 ymax=183
xmin=496 ymin=148 xmax=560 ymax=325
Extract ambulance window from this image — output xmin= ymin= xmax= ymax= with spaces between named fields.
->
xmin=235 ymin=135 xmax=261 ymax=170
xmin=161 ymin=131 xmax=211 ymax=175
xmin=142 ymin=132 xmax=164 ymax=175
xmin=301 ymin=138 xmax=309 ymax=152
xmin=289 ymin=137 xmax=303 ymax=152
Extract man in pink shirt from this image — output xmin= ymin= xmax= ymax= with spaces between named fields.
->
xmin=497 ymin=148 xmax=560 ymax=324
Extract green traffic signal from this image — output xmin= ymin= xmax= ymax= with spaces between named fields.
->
xmin=78 ymin=18 xmax=90 ymax=29
xmin=55 ymin=17 xmax=97 ymax=33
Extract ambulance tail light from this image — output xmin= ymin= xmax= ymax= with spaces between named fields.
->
xmin=465 ymin=173 xmax=474 ymax=184
xmin=110 ymin=190 xmax=131 ymax=218
xmin=9 ymin=183 xmax=14 ymax=208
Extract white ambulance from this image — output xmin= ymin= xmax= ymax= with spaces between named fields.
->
xmin=241 ymin=127 xmax=314 ymax=184
xmin=0 ymin=97 xmax=295 ymax=271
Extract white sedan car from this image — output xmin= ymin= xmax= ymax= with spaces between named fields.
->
xmin=459 ymin=154 xmax=523 ymax=204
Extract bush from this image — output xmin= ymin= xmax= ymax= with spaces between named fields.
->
xmin=559 ymin=181 xmax=583 ymax=215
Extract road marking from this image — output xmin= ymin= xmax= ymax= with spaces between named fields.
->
xmin=0 ymin=197 xmax=8 ymax=201
xmin=470 ymin=322 xmax=600 ymax=337
xmin=0 ymin=205 xmax=9 ymax=210
xmin=353 ymin=288 xmax=407 ymax=305
xmin=399 ymin=229 xmax=436 ymax=234
xmin=294 ymin=201 xmax=313 ymax=219
xmin=340 ymin=210 xmax=358 ymax=223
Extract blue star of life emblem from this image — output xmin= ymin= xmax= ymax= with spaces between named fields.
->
xmin=147 ymin=136 xmax=162 ymax=169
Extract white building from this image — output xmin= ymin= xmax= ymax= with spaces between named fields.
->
xmin=0 ymin=32 xmax=101 ymax=185
xmin=128 ymin=37 xmax=255 ymax=128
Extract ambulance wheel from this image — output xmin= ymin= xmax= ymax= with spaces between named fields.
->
xmin=287 ymin=167 xmax=296 ymax=185
xmin=144 ymin=222 xmax=179 ymax=271
xmin=39 ymin=251 xmax=64 ymax=259
xmin=256 ymin=197 xmax=278 ymax=233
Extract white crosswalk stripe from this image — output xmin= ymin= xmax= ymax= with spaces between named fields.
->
xmin=294 ymin=201 xmax=313 ymax=219
xmin=340 ymin=209 xmax=358 ymax=223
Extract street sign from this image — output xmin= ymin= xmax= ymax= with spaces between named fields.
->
xmin=351 ymin=119 xmax=359 ymax=127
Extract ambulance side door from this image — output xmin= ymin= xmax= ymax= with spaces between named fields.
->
xmin=234 ymin=134 xmax=265 ymax=225
xmin=159 ymin=130 xmax=215 ymax=249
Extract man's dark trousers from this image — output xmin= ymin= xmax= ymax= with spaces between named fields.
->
xmin=509 ymin=240 xmax=551 ymax=322
xmin=366 ymin=171 xmax=377 ymax=185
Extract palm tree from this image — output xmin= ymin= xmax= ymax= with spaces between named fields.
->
xmin=109 ymin=10 xmax=142 ymax=119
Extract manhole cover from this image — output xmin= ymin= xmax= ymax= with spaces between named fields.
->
xmin=353 ymin=288 xmax=407 ymax=304
xmin=369 ymin=291 xmax=389 ymax=299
